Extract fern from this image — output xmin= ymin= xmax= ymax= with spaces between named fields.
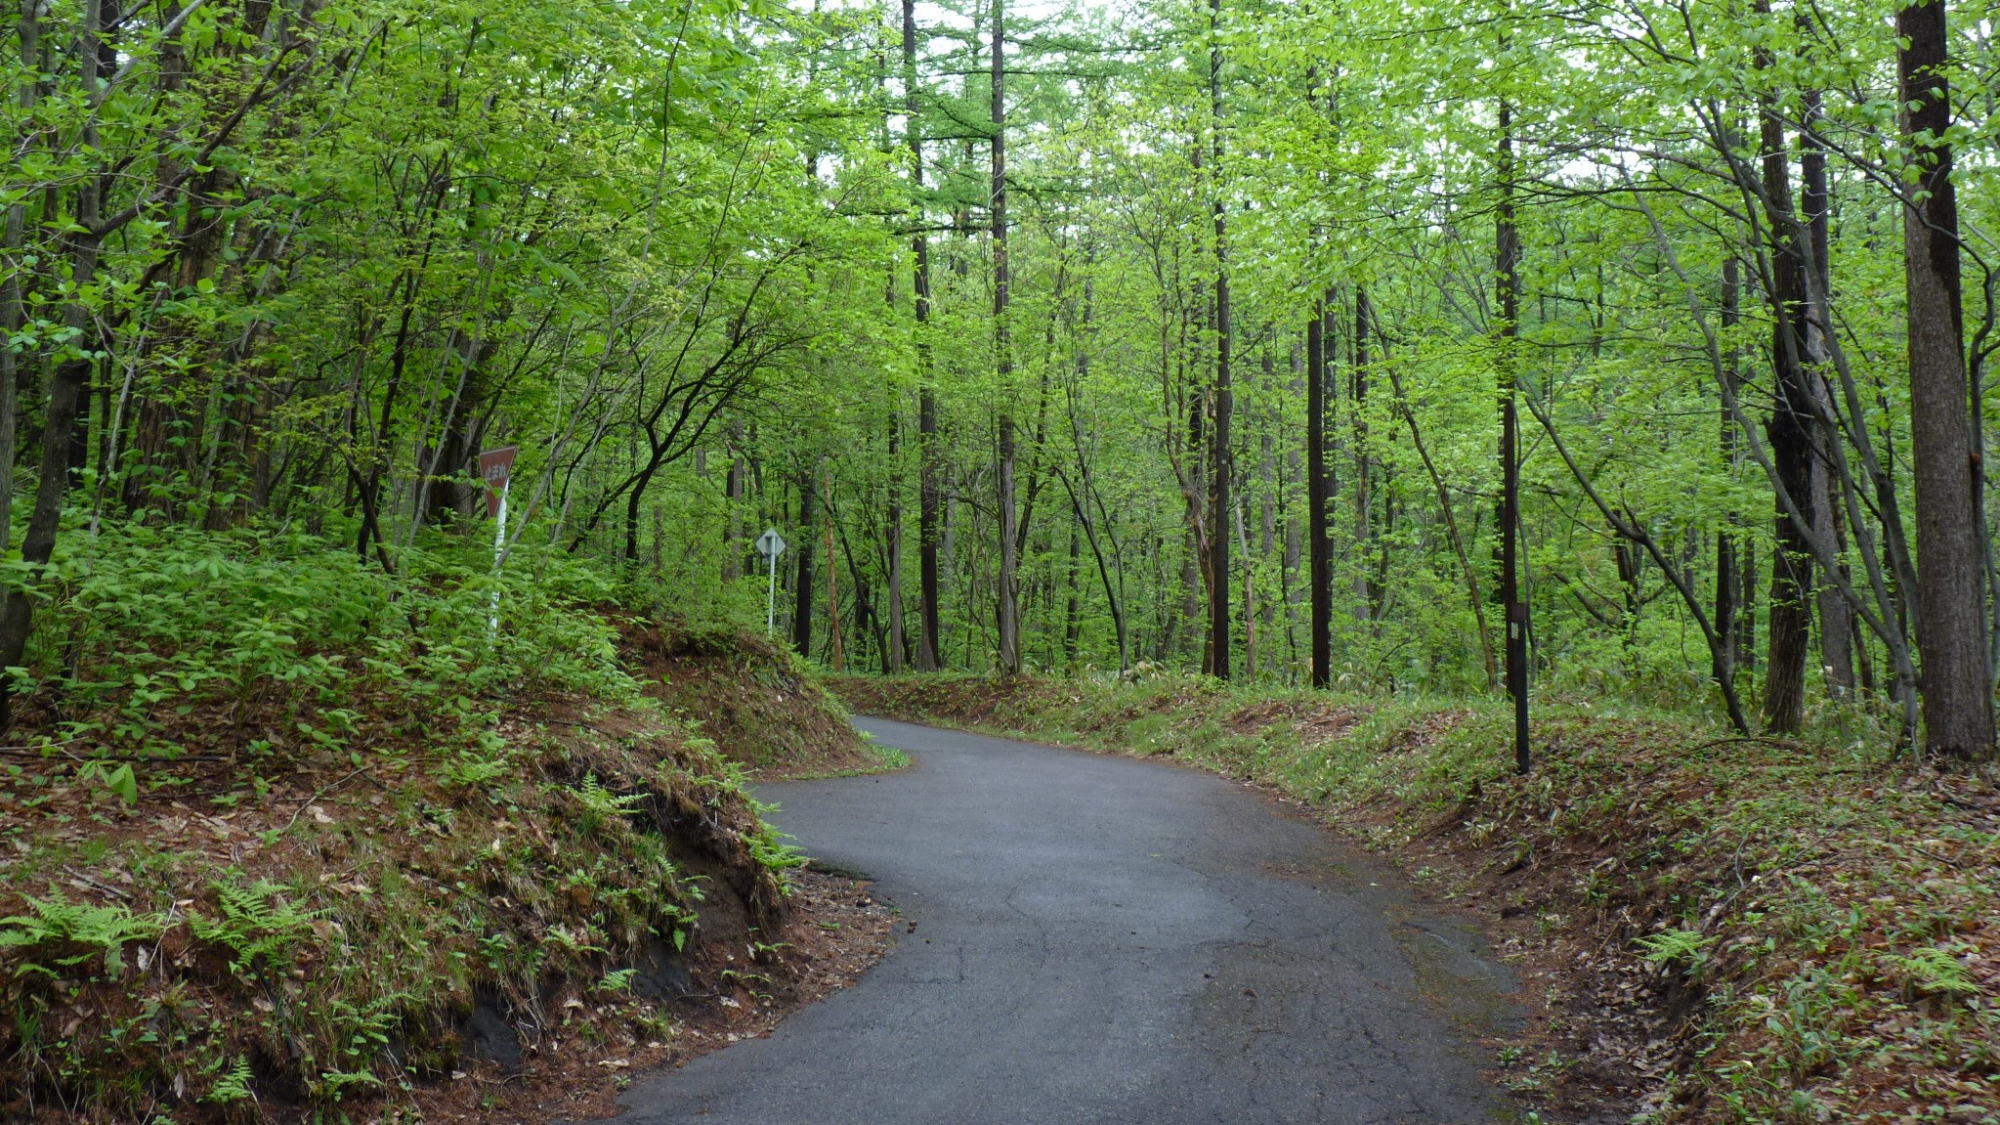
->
xmin=190 ymin=877 xmax=320 ymax=974
xmin=202 ymin=1056 xmax=254 ymax=1104
xmin=0 ymin=894 xmax=165 ymax=977
xmin=1637 ymin=926 xmax=1715 ymax=974
xmin=573 ymin=773 xmax=644 ymax=831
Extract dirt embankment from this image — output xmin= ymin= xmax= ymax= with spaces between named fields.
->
xmin=1 ymin=617 xmax=890 ymax=1124
xmin=625 ymin=620 xmax=873 ymax=778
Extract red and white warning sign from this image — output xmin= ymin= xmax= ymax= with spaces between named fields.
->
xmin=478 ymin=445 xmax=518 ymax=517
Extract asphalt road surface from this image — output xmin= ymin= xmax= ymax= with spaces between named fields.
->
xmin=615 ymin=717 xmax=1519 ymax=1125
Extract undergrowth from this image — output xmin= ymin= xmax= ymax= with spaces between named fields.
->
xmin=619 ymin=618 xmax=873 ymax=776
xmin=833 ymin=673 xmax=2000 ymax=1125
xmin=0 ymin=523 xmax=804 ymax=1122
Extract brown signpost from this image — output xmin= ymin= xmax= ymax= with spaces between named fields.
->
xmin=478 ymin=445 xmax=518 ymax=518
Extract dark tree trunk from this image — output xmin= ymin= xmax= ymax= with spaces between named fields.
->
xmin=1063 ymin=521 xmax=1082 ymax=667
xmin=1206 ymin=0 xmax=1231 ymax=680
xmin=1899 ymin=0 xmax=1996 ymax=760
xmin=791 ymin=469 xmax=816 ymax=656
xmin=1716 ymin=254 xmax=1742 ymax=687
xmin=1497 ymin=99 xmax=1530 ymax=775
xmin=1757 ymin=85 xmax=1818 ymax=736
xmin=1799 ymin=89 xmax=1856 ymax=699
xmin=723 ymin=422 xmax=745 ymax=583
xmin=905 ymin=0 xmax=943 ymax=672
xmin=1 ymin=0 xmax=108 ymax=725
xmin=1306 ymin=300 xmax=1333 ymax=688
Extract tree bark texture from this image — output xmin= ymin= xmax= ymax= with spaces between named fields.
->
xmin=1898 ymin=0 xmax=1996 ymax=759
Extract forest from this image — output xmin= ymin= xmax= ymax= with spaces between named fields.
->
xmin=10 ymin=0 xmax=1997 ymax=763
xmin=5 ymin=0 xmax=2000 ymax=1120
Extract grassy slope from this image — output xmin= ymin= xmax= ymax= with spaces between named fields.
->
xmin=0 ymin=528 xmax=867 ymax=1123
xmin=623 ymin=619 xmax=873 ymax=778
xmin=832 ymin=673 xmax=2000 ymax=1125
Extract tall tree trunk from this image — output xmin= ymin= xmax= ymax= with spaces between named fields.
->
xmin=1799 ymin=88 xmax=1855 ymax=699
xmin=1283 ymin=339 xmax=1303 ymax=677
xmin=1063 ymin=521 xmax=1082 ymax=667
xmin=1354 ymin=285 xmax=1383 ymax=620
xmin=0 ymin=0 xmax=108 ymax=726
xmin=1497 ymin=98 xmax=1530 ymax=775
xmin=905 ymin=0 xmax=943 ymax=672
xmin=1899 ymin=0 xmax=1995 ymax=760
xmin=1756 ymin=69 xmax=1818 ymax=735
xmin=885 ymin=411 xmax=906 ymax=673
xmin=723 ymin=421 xmax=745 ymax=583
xmin=1206 ymin=0 xmax=1231 ymax=680
xmin=0 ymin=0 xmax=34 ymax=555
xmin=824 ymin=515 xmax=844 ymax=672
xmin=1307 ymin=299 xmax=1334 ymax=688
xmin=791 ymin=467 xmax=816 ymax=656
xmin=991 ymin=0 xmax=1021 ymax=675
xmin=1716 ymin=255 xmax=1742 ymax=690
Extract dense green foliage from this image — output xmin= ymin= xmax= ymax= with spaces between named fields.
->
xmin=1 ymin=525 xmax=807 ymax=1119
xmin=5 ymin=2 xmax=1999 ymax=1117
xmin=5 ymin=0 xmax=1997 ymax=752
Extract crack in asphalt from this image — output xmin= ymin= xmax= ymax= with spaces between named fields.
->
xmin=613 ymin=717 xmax=1517 ymax=1124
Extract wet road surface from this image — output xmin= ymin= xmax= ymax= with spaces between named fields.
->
xmin=615 ymin=717 xmax=1518 ymax=1125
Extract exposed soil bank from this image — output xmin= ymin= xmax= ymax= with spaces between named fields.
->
xmin=0 ymin=607 xmax=892 ymax=1124
xmin=623 ymin=619 xmax=874 ymax=778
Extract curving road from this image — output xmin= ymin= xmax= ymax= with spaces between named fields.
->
xmin=616 ymin=717 xmax=1519 ymax=1125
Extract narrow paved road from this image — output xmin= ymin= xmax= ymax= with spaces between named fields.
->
xmin=616 ymin=718 xmax=1518 ymax=1125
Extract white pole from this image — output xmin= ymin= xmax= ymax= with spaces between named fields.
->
xmin=489 ymin=478 xmax=509 ymax=634
xmin=766 ymin=548 xmax=778 ymax=636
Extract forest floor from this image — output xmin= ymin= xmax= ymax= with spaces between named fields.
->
xmin=831 ymin=673 xmax=2000 ymax=1125
xmin=0 ymin=596 xmax=900 ymax=1124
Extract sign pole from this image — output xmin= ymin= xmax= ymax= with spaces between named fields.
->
xmin=753 ymin=528 xmax=787 ymax=638
xmin=489 ymin=477 xmax=509 ymax=634
xmin=478 ymin=445 xmax=520 ymax=637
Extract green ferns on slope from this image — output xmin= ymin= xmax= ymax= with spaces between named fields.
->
xmin=0 ymin=526 xmax=802 ymax=1121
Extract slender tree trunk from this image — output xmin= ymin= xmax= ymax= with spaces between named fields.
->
xmin=991 ymin=0 xmax=1021 ymax=675
xmin=1284 ymin=338 xmax=1304 ymax=677
xmin=0 ymin=0 xmax=30 ymax=553
xmin=0 ymin=0 xmax=108 ymax=726
xmin=1497 ymin=98 xmax=1530 ymax=774
xmin=906 ymin=0 xmax=943 ymax=672
xmin=1899 ymin=0 xmax=1995 ymax=760
xmin=1063 ymin=521 xmax=1082 ymax=667
xmin=791 ymin=467 xmax=816 ymax=656
xmin=723 ymin=421 xmax=745 ymax=583
xmin=1352 ymin=286 xmax=1374 ymax=619
xmin=825 ymin=515 xmax=844 ymax=672
xmin=1383 ymin=353 xmax=1499 ymax=689
xmin=1800 ymin=88 xmax=1855 ymax=699
xmin=880 ymin=56 xmax=907 ymax=675
xmin=1206 ymin=0 xmax=1231 ymax=680
xmin=1716 ymin=255 xmax=1742 ymax=690
xmin=1307 ymin=299 xmax=1334 ymax=688
xmin=885 ymin=411 xmax=906 ymax=672
xmin=1756 ymin=81 xmax=1818 ymax=735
